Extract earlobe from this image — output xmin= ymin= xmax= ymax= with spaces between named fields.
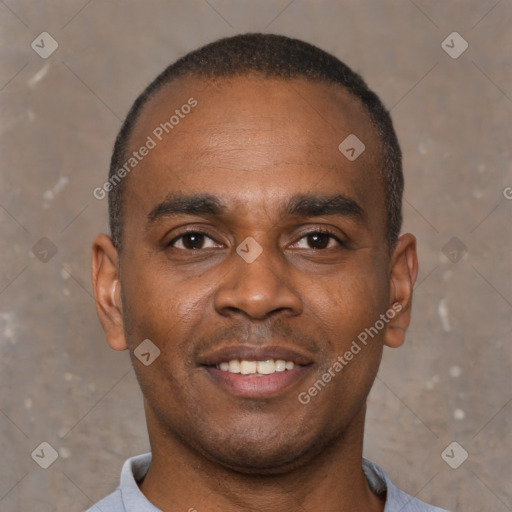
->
xmin=384 ymin=233 xmax=418 ymax=349
xmin=91 ymin=234 xmax=127 ymax=351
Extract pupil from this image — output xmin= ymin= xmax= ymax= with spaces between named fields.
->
xmin=185 ymin=233 xmax=203 ymax=249
xmin=309 ymin=233 xmax=328 ymax=249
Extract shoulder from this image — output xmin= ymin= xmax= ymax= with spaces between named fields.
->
xmin=83 ymin=452 xmax=154 ymax=512
xmin=363 ymin=459 xmax=452 ymax=512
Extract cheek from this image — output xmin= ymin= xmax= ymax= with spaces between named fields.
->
xmin=123 ymin=255 xmax=195 ymax=323
xmin=120 ymin=258 xmax=211 ymax=373
xmin=313 ymin=259 xmax=388 ymax=341
xmin=122 ymin=267 xmax=201 ymax=416
xmin=306 ymin=268 xmax=386 ymax=412
xmin=314 ymin=256 xmax=389 ymax=389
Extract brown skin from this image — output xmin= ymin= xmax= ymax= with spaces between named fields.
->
xmin=91 ymin=75 xmax=418 ymax=512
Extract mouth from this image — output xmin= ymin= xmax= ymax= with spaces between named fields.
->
xmin=215 ymin=358 xmax=299 ymax=376
xmin=197 ymin=345 xmax=314 ymax=398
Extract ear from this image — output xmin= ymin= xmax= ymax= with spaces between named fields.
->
xmin=91 ymin=234 xmax=127 ymax=351
xmin=384 ymin=233 xmax=419 ymax=348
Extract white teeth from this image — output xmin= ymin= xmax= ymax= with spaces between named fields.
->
xmin=228 ymin=360 xmax=240 ymax=373
xmin=217 ymin=358 xmax=297 ymax=375
xmin=257 ymin=360 xmax=275 ymax=374
xmin=240 ymin=360 xmax=257 ymax=374
xmin=275 ymin=360 xmax=287 ymax=372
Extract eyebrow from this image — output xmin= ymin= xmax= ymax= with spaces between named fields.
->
xmin=146 ymin=192 xmax=365 ymax=228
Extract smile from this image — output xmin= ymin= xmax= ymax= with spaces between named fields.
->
xmin=198 ymin=345 xmax=314 ymax=397
xmin=217 ymin=358 xmax=297 ymax=376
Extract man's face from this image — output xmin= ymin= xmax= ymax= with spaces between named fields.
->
xmin=116 ymin=75 xmax=393 ymax=472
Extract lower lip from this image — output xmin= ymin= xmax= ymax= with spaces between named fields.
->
xmin=202 ymin=366 xmax=311 ymax=398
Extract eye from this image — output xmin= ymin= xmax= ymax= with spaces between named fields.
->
xmin=291 ymin=229 xmax=345 ymax=250
xmin=167 ymin=231 xmax=221 ymax=250
xmin=167 ymin=228 xmax=345 ymax=252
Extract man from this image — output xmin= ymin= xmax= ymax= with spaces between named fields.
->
xmin=89 ymin=33 xmax=449 ymax=511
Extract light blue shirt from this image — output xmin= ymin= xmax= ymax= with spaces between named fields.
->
xmin=84 ymin=453 xmax=451 ymax=512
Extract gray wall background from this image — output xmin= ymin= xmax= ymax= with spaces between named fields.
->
xmin=1 ymin=1 xmax=511 ymax=511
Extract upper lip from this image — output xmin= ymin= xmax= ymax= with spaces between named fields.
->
xmin=197 ymin=345 xmax=314 ymax=366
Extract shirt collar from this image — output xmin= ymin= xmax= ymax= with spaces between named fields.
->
xmin=120 ymin=453 xmax=417 ymax=512
xmin=120 ymin=453 xmax=161 ymax=512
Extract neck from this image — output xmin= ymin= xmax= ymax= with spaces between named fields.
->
xmin=138 ymin=404 xmax=384 ymax=512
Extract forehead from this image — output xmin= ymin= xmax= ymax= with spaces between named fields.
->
xmin=122 ymin=74 xmax=385 ymax=235
xmin=133 ymin=74 xmax=378 ymax=156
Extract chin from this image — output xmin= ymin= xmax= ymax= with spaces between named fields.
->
xmin=195 ymin=427 xmax=326 ymax=475
xmin=206 ymin=446 xmax=307 ymax=475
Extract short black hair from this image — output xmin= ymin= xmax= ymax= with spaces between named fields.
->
xmin=108 ymin=33 xmax=403 ymax=252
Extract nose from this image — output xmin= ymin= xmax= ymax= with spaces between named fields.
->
xmin=214 ymin=241 xmax=303 ymax=320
